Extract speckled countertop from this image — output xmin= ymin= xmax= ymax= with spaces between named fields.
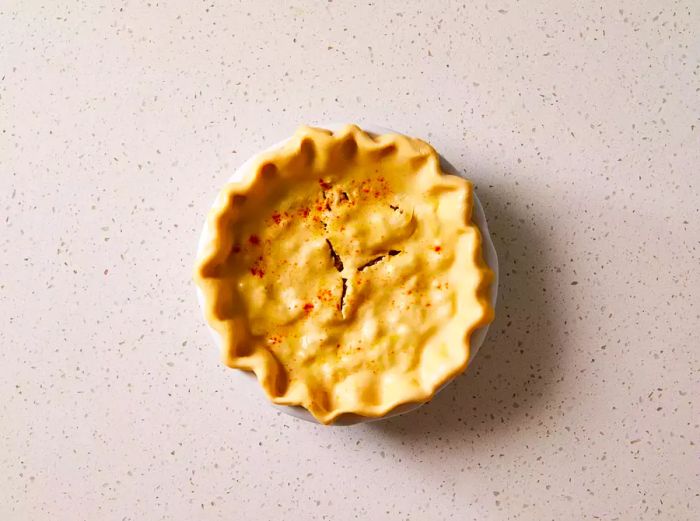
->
xmin=1 ymin=1 xmax=698 ymax=520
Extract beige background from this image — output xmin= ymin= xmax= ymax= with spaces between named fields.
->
xmin=1 ymin=1 xmax=698 ymax=520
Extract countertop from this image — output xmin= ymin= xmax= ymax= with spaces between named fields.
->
xmin=1 ymin=1 xmax=698 ymax=519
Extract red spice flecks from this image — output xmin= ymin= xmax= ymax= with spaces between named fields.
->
xmin=271 ymin=212 xmax=282 ymax=224
xmin=297 ymin=207 xmax=310 ymax=218
xmin=250 ymin=267 xmax=265 ymax=278
xmin=434 ymin=246 xmax=442 ymax=252
xmin=248 ymin=235 xmax=260 ymax=245
xmin=232 ymin=245 xmax=241 ymax=254
xmin=319 ymin=179 xmax=332 ymax=190
xmin=317 ymin=289 xmax=333 ymax=302
xmin=303 ymin=303 xmax=314 ymax=312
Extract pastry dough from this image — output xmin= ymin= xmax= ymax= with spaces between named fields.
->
xmin=194 ymin=125 xmax=493 ymax=424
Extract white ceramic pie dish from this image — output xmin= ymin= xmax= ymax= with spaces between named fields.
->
xmin=196 ymin=123 xmax=499 ymax=425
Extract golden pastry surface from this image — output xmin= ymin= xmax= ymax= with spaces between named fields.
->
xmin=195 ymin=125 xmax=493 ymax=424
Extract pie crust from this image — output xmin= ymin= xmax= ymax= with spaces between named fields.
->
xmin=194 ymin=125 xmax=494 ymax=424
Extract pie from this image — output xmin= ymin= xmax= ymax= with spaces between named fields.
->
xmin=194 ymin=124 xmax=494 ymax=424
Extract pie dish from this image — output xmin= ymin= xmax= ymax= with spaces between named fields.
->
xmin=194 ymin=124 xmax=496 ymax=425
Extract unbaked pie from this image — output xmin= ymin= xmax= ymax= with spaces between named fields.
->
xmin=194 ymin=125 xmax=494 ymax=424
